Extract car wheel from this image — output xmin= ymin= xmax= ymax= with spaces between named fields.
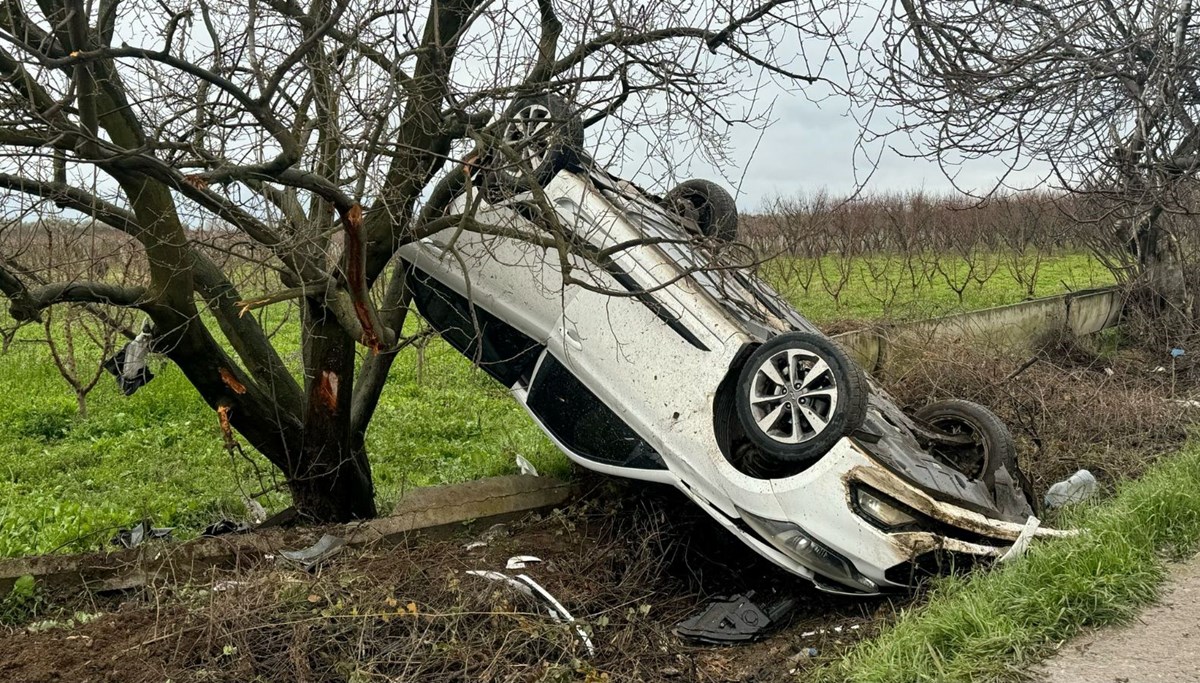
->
xmin=735 ymin=332 xmax=868 ymax=471
xmin=664 ymin=179 xmax=739 ymax=241
xmin=913 ymin=399 xmax=1036 ymax=508
xmin=494 ymin=94 xmax=584 ymax=188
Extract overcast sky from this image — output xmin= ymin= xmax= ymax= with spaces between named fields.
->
xmin=612 ymin=86 xmax=1051 ymax=212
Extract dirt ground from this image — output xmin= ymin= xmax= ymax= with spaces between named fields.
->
xmin=1033 ymin=555 xmax=1200 ymax=683
xmin=0 ymin=483 xmax=903 ymax=683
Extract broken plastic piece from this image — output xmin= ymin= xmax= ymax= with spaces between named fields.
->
xmin=465 ymin=570 xmax=596 ymax=656
xmin=280 ymin=534 xmax=346 ymax=570
xmin=243 ymin=497 xmax=268 ymax=525
xmin=110 ymin=520 xmax=174 ymax=548
xmin=1044 ymin=469 xmax=1098 ymax=509
xmin=516 ymin=455 xmax=539 ymax=476
xmin=998 ymin=516 xmax=1041 ymax=563
xmin=674 ymin=591 xmax=797 ymax=645
xmin=202 ymin=519 xmax=251 ymax=537
xmin=463 ymin=540 xmax=488 ymax=550
xmin=102 ymin=328 xmax=155 ymax=396
xmin=506 ymin=555 xmax=542 ymax=569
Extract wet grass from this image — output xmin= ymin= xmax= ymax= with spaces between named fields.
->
xmin=819 ymin=438 xmax=1200 ymax=683
xmin=0 ymin=319 xmax=567 ymax=558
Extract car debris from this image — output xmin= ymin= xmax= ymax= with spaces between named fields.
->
xmin=280 ymin=534 xmax=347 ymax=570
xmin=675 ymin=592 xmax=797 ymax=645
xmin=110 ymin=520 xmax=174 ymax=548
xmin=243 ymin=497 xmax=268 ymax=525
xmin=1045 ymin=470 xmax=1098 ymax=509
xmin=202 ymin=519 xmax=252 ymax=537
xmin=102 ymin=326 xmax=155 ymax=396
xmin=998 ymin=516 xmax=1042 ymax=562
xmin=465 ymin=570 xmax=596 ymax=656
xmin=505 ymin=555 xmax=542 ymax=570
xmin=401 ymin=93 xmax=1060 ymax=594
xmin=515 ymin=455 xmax=539 ymax=476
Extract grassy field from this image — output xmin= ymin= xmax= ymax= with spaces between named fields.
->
xmin=767 ymin=252 xmax=1114 ymax=323
xmin=0 ymin=252 xmax=1114 ymax=558
xmin=0 ymin=322 xmax=567 ymax=557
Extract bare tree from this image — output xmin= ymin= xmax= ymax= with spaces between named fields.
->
xmin=0 ymin=0 xmax=849 ymax=521
xmin=876 ymin=0 xmax=1200 ymax=319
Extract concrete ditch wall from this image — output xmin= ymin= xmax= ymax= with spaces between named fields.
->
xmin=0 ymin=475 xmax=572 ymax=595
xmin=832 ymin=286 xmax=1123 ymax=373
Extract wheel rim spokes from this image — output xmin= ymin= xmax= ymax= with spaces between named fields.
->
xmin=503 ymin=104 xmax=553 ymax=169
xmin=748 ymin=348 xmax=839 ymax=444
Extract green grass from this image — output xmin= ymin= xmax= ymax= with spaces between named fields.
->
xmin=0 ymin=321 xmax=567 ymax=558
xmin=768 ymin=252 xmax=1113 ymax=323
xmin=0 ymin=251 xmax=1115 ymax=558
xmin=820 ymin=439 xmax=1200 ymax=683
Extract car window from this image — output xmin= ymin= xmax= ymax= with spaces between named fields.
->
xmin=526 ymin=353 xmax=664 ymax=469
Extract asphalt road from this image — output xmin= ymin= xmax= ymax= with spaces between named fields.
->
xmin=1034 ymin=557 xmax=1200 ymax=682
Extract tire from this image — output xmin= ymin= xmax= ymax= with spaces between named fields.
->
xmin=735 ymin=332 xmax=868 ymax=470
xmin=493 ymin=94 xmax=584 ymax=188
xmin=664 ymin=179 xmax=739 ymax=241
xmin=913 ymin=399 xmax=1036 ymax=510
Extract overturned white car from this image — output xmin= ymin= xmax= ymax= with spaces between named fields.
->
xmin=401 ymin=96 xmax=1059 ymax=595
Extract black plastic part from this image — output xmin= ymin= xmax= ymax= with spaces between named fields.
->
xmin=675 ymin=591 xmax=797 ymax=645
xmin=102 ymin=345 xmax=154 ymax=396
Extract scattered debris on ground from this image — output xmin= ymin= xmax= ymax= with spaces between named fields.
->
xmin=0 ymin=487 xmax=887 ymax=683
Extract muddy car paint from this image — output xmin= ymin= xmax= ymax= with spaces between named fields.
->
xmin=400 ymin=165 xmax=1045 ymax=595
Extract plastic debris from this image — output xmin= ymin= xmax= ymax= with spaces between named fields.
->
xmin=463 ymin=540 xmax=488 ymax=550
xmin=243 ymin=497 xmax=268 ymax=525
xmin=506 ymin=555 xmax=542 ymax=570
xmin=1104 ymin=367 xmax=1114 ymax=376
xmin=465 ymin=570 xmax=596 ymax=656
xmin=111 ymin=520 xmax=174 ymax=548
xmin=515 ymin=455 xmax=539 ymax=476
xmin=202 ymin=520 xmax=251 ymax=537
xmin=675 ymin=591 xmax=797 ymax=645
xmin=1172 ymin=348 xmax=1186 ymax=358
xmin=102 ymin=328 xmax=155 ymax=396
xmin=998 ymin=516 xmax=1041 ymax=562
xmin=280 ymin=534 xmax=347 ymax=570
xmin=481 ymin=523 xmax=509 ymax=541
xmin=1044 ymin=469 xmax=1098 ymax=509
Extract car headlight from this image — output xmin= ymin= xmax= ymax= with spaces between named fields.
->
xmin=737 ymin=508 xmax=877 ymax=592
xmin=854 ymin=487 xmax=920 ymax=530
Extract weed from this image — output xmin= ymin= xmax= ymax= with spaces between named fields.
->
xmin=1 ymin=575 xmax=40 ymax=625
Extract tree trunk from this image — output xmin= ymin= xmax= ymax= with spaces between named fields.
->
xmin=1135 ymin=216 xmax=1194 ymax=324
xmin=291 ymin=302 xmax=378 ymax=522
